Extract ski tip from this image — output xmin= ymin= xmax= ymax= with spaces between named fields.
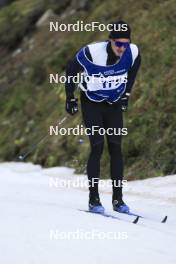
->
xmin=133 ymin=216 xmax=140 ymax=224
xmin=161 ymin=215 xmax=168 ymax=223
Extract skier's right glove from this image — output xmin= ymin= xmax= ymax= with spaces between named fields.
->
xmin=65 ymin=97 xmax=78 ymax=115
xmin=121 ymin=93 xmax=130 ymax=112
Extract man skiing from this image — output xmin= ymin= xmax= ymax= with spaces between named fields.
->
xmin=65 ymin=20 xmax=141 ymax=214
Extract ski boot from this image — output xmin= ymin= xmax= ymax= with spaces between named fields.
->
xmin=89 ymin=196 xmax=105 ymax=214
xmin=113 ymin=199 xmax=130 ymax=213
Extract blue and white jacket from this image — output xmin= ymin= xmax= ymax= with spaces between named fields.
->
xmin=65 ymin=41 xmax=141 ymax=103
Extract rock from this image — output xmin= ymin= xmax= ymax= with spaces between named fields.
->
xmin=77 ymin=0 xmax=90 ymax=10
xmin=72 ymin=0 xmax=90 ymax=11
xmin=12 ymin=48 xmax=22 ymax=57
xmin=36 ymin=9 xmax=56 ymax=28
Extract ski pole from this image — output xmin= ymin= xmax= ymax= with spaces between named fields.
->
xmin=18 ymin=115 xmax=68 ymax=161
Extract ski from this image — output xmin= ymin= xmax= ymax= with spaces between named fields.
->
xmin=116 ymin=211 xmax=168 ymax=223
xmin=78 ymin=209 xmax=140 ymax=224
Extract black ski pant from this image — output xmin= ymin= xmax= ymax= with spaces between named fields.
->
xmin=80 ymin=92 xmax=124 ymax=202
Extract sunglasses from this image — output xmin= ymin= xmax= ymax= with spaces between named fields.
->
xmin=113 ymin=41 xmax=129 ymax=48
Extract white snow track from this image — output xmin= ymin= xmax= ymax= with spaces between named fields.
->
xmin=0 ymin=162 xmax=176 ymax=264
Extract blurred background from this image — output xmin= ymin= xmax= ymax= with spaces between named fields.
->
xmin=0 ymin=0 xmax=176 ymax=180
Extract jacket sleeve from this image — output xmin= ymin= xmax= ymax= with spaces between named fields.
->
xmin=65 ymin=47 xmax=92 ymax=98
xmin=125 ymin=52 xmax=141 ymax=95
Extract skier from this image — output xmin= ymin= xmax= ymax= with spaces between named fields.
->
xmin=65 ymin=20 xmax=141 ymax=214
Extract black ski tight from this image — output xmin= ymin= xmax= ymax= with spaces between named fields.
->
xmin=80 ymin=92 xmax=124 ymax=201
xmin=87 ymin=140 xmax=123 ymax=200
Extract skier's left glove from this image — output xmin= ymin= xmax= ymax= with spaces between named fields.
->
xmin=121 ymin=93 xmax=130 ymax=112
xmin=66 ymin=97 xmax=78 ymax=115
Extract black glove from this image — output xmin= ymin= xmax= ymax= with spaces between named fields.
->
xmin=121 ymin=93 xmax=130 ymax=112
xmin=66 ymin=97 xmax=78 ymax=115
